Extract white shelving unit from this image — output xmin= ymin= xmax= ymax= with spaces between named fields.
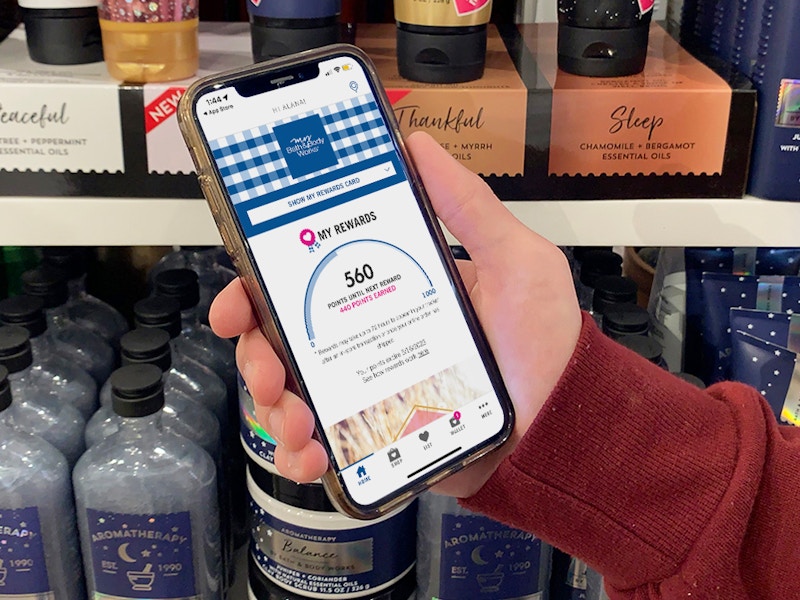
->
xmin=2 ymin=195 xmax=796 ymax=247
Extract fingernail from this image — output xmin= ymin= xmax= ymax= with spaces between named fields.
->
xmin=268 ymin=406 xmax=285 ymax=445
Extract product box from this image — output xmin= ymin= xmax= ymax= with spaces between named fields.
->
xmin=511 ymin=22 xmax=756 ymax=199
xmin=0 ymin=21 xmax=756 ymax=200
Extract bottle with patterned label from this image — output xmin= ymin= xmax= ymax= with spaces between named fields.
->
xmin=73 ymin=363 xmax=222 ymax=599
xmin=0 ymin=365 xmax=86 ymax=600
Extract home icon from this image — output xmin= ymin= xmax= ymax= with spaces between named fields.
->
xmin=356 ymin=465 xmax=367 ymax=478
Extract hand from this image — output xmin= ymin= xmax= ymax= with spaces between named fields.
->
xmin=209 ymin=131 xmax=582 ymax=498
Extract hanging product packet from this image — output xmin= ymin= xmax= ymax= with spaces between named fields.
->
xmin=700 ymin=273 xmax=800 ymax=383
xmin=730 ymin=308 xmax=800 ymax=349
xmin=730 ymin=330 xmax=800 ymax=425
xmin=683 ymin=248 xmax=800 ymax=377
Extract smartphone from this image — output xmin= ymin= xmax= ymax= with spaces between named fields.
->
xmin=178 ymin=45 xmax=515 ymax=519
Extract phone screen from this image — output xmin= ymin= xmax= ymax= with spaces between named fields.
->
xmin=194 ymin=52 xmax=511 ymax=509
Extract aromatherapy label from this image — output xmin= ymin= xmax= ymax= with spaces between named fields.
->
xmin=0 ymin=34 xmax=125 ymax=174
xmin=437 ymin=513 xmax=544 ymax=600
xmin=357 ymin=24 xmax=527 ymax=177
xmin=0 ymin=507 xmax=53 ymax=599
xmin=86 ymin=509 xmax=197 ymax=600
xmin=250 ymin=498 xmax=416 ymax=596
xmin=521 ymin=23 xmax=732 ymax=177
xmin=776 ymin=79 xmax=800 ymax=127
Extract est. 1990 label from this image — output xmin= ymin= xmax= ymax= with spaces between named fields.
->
xmin=86 ymin=509 xmax=196 ymax=599
xmin=0 ymin=506 xmax=53 ymax=599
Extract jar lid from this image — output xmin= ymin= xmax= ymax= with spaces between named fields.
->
xmin=247 ymin=457 xmax=335 ymax=512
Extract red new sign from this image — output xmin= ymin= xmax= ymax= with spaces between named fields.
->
xmin=144 ymin=87 xmax=185 ymax=134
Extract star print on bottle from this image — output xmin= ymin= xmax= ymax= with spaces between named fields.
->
xmin=86 ymin=509 xmax=195 ymax=599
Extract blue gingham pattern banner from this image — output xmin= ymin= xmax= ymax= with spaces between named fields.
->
xmin=210 ymin=96 xmax=394 ymax=205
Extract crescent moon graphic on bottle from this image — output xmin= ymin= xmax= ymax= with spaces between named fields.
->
xmin=471 ymin=545 xmax=489 ymax=566
xmin=118 ymin=543 xmax=138 ymax=564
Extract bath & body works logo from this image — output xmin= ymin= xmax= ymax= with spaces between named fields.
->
xmin=273 ymin=114 xmax=338 ymax=179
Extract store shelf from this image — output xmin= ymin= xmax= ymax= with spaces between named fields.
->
xmin=1 ymin=195 xmax=796 ymax=247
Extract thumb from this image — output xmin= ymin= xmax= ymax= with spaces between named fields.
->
xmin=405 ymin=131 xmax=531 ymax=267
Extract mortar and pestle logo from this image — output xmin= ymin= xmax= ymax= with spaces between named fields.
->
xmin=127 ymin=563 xmax=155 ymax=591
xmin=476 ymin=565 xmax=504 ymax=592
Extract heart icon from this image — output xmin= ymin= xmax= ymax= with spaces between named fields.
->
xmin=419 ymin=431 xmax=430 ymax=442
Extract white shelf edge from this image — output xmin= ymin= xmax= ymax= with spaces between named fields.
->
xmin=1 ymin=196 xmax=797 ymax=247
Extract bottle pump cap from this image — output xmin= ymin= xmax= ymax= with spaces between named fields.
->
xmin=396 ymin=24 xmax=487 ymax=84
xmin=120 ymin=328 xmax=172 ymax=373
xmin=0 ymin=365 xmax=11 ymax=412
xmin=557 ymin=18 xmax=651 ymax=77
xmin=618 ymin=334 xmax=663 ymax=365
xmin=21 ymin=6 xmax=103 ymax=66
xmin=579 ymin=250 xmax=623 ymax=287
xmin=133 ymin=296 xmax=183 ymax=339
xmin=110 ymin=364 xmax=165 ymax=418
xmin=249 ymin=16 xmax=340 ymax=62
xmin=0 ymin=326 xmax=34 ymax=373
xmin=41 ymin=246 xmax=89 ymax=280
xmin=153 ymin=269 xmax=200 ymax=312
xmin=0 ymin=295 xmax=47 ymax=338
xmin=592 ymin=275 xmax=638 ymax=315
xmin=21 ymin=265 xmax=70 ymax=308
xmin=602 ymin=304 xmax=651 ymax=337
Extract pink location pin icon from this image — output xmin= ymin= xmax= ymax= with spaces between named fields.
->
xmin=453 ymin=411 xmax=461 ymax=421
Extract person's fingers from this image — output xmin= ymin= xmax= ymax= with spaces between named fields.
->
xmin=209 ymin=278 xmax=258 ymax=339
xmin=253 ymin=388 xmax=316 ymax=452
xmin=455 ymin=258 xmax=477 ymax=291
xmin=236 ymin=327 xmax=285 ymax=408
xmin=405 ymin=131 xmax=538 ymax=268
xmin=273 ymin=440 xmax=330 ymax=484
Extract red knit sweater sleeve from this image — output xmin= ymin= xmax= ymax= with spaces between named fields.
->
xmin=461 ymin=313 xmax=800 ymax=599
